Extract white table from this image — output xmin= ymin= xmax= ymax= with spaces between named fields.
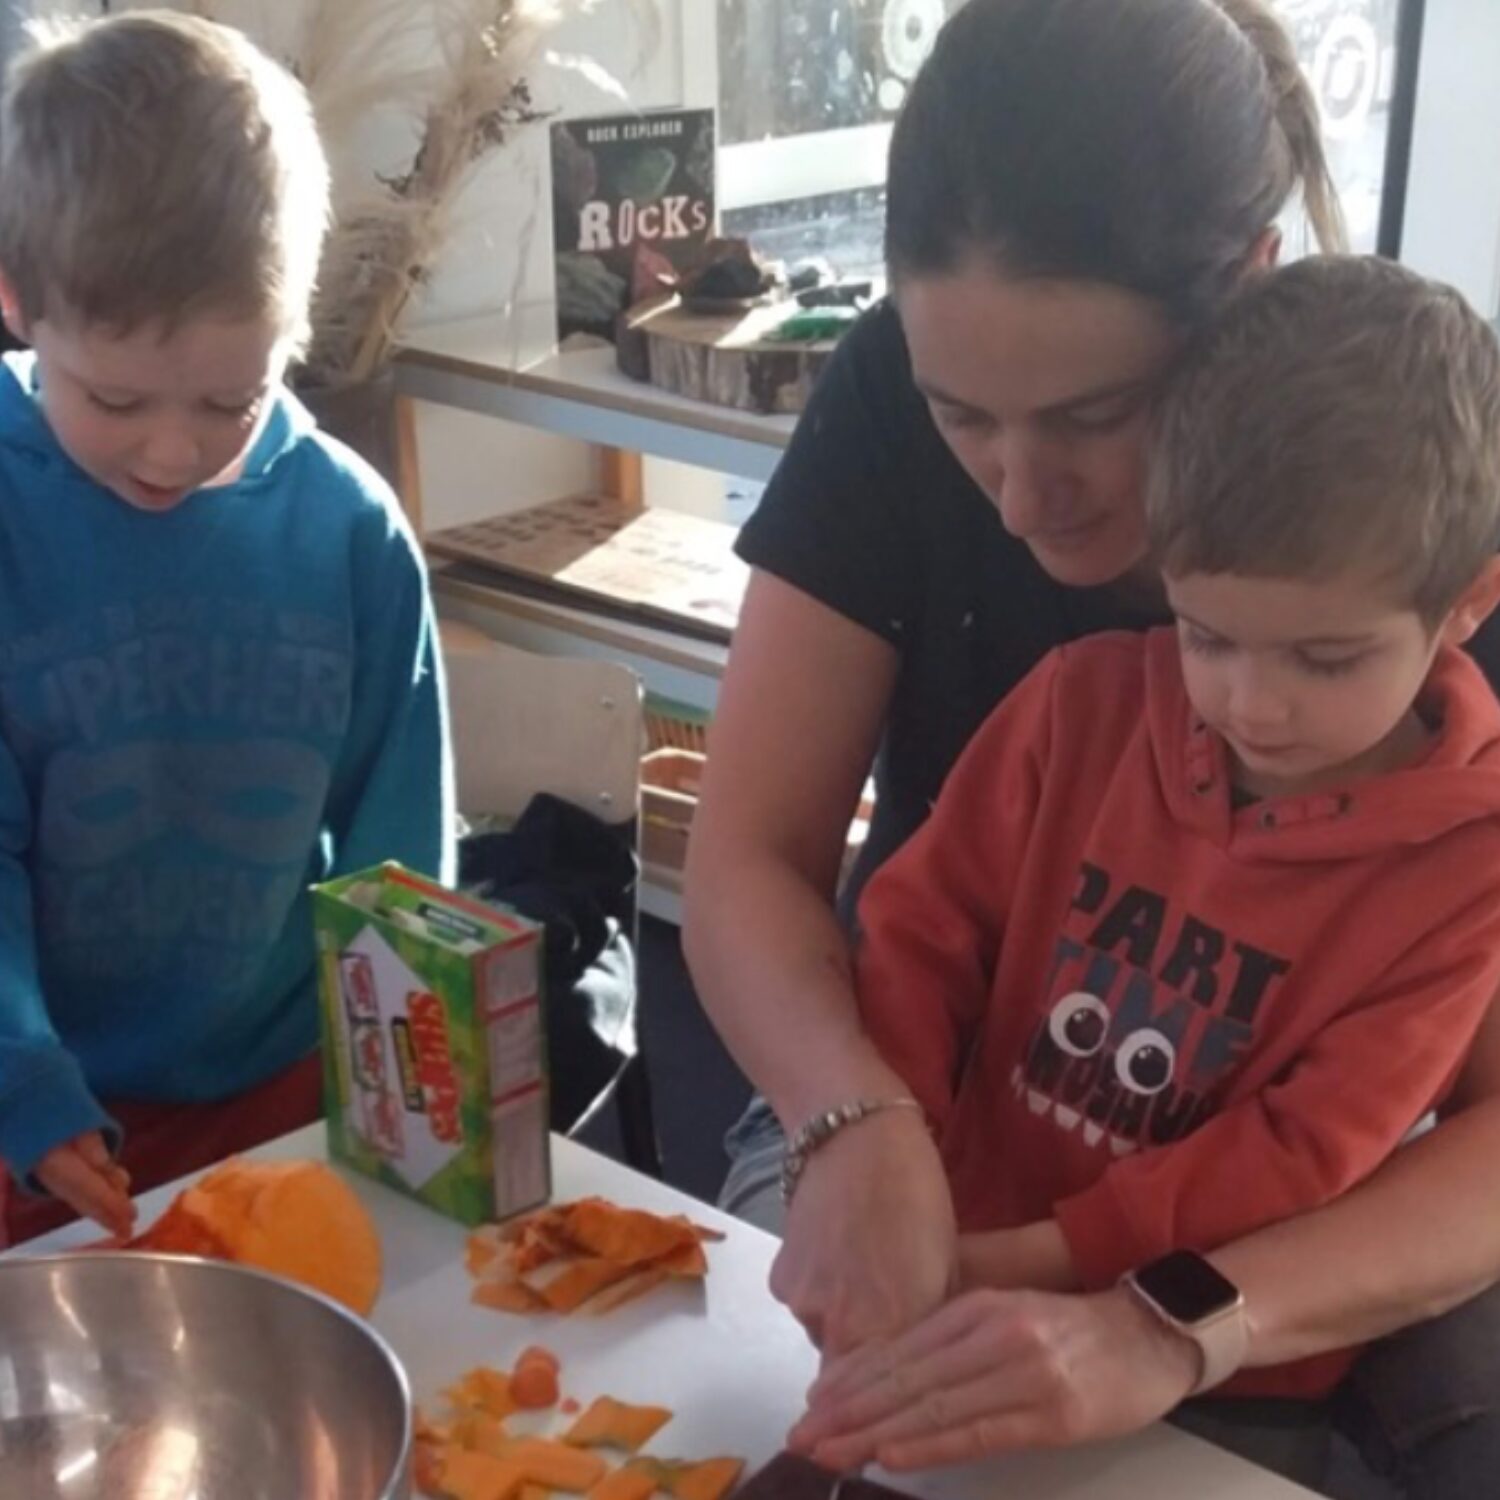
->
xmin=21 ymin=1126 xmax=1317 ymax=1500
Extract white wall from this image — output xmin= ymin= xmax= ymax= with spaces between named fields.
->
xmin=1400 ymin=0 xmax=1500 ymax=319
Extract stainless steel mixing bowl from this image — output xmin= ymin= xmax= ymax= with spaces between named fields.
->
xmin=0 ymin=1253 xmax=411 ymax=1499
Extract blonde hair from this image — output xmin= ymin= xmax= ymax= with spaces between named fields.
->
xmin=887 ymin=0 xmax=1346 ymax=325
xmin=1148 ymin=257 xmax=1500 ymax=623
xmin=0 ymin=10 xmax=330 ymax=350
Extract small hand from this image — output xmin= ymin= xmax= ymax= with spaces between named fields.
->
xmin=770 ymin=1107 xmax=957 ymax=1355
xmin=33 ymin=1131 xmax=136 ymax=1240
xmin=789 ymin=1286 xmax=1200 ymax=1472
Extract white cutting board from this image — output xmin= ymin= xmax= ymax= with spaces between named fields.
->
xmin=23 ymin=1125 xmax=1318 ymax=1500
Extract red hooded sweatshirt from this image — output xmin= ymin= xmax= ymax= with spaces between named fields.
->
xmin=856 ymin=629 xmax=1500 ymax=1399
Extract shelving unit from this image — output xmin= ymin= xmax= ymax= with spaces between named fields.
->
xmin=394 ymin=315 xmax=784 ymax=923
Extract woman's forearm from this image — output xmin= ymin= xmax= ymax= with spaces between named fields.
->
xmin=682 ymin=571 xmax=904 ymax=1130
xmin=1211 ymin=1096 xmax=1500 ymax=1365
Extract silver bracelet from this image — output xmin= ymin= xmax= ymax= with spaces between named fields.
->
xmin=780 ymin=1096 xmax=926 ymax=1205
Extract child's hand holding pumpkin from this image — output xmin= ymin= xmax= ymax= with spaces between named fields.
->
xmin=34 ymin=1130 xmax=135 ymax=1239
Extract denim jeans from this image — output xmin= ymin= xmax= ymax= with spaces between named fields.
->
xmin=721 ymin=1095 xmax=1500 ymax=1499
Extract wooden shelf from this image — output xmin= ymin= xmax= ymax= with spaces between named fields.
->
xmin=396 ymin=316 xmax=796 ymax=481
xmin=431 ymin=562 xmax=729 ymax=682
xmin=427 ymin=496 xmax=745 ymax=645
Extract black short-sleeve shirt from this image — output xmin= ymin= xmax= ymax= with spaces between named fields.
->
xmin=737 ymin=300 xmax=1500 ymax=892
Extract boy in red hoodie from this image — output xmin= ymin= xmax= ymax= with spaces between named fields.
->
xmin=852 ymin=256 xmax=1500 ymax=1401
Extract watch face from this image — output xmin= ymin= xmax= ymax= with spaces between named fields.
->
xmin=1133 ymin=1251 xmax=1240 ymax=1322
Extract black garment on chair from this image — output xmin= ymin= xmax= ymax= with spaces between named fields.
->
xmin=459 ymin=793 xmax=639 ymax=1133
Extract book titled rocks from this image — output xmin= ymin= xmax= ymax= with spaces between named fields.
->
xmin=551 ymin=107 xmax=715 ymax=343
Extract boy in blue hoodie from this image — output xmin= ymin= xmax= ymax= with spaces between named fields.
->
xmin=0 ymin=12 xmax=453 ymax=1242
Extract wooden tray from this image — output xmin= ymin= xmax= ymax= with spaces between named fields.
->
xmin=426 ymin=495 xmax=748 ymax=643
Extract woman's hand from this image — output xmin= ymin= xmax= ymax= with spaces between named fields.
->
xmin=771 ymin=1108 xmax=958 ymax=1355
xmin=788 ymin=1285 xmax=1200 ymax=1472
xmin=34 ymin=1131 xmax=135 ymax=1240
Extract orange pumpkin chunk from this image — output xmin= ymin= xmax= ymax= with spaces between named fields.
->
xmin=532 ymin=1258 xmax=637 ymax=1313
xmin=442 ymin=1448 xmax=528 ymax=1500
xmin=562 ymin=1200 xmax=700 ymax=1264
xmin=125 ymin=1159 xmax=381 ymax=1316
xmin=512 ymin=1348 xmax=561 ymax=1410
xmin=424 ymin=1357 xmax=738 ymax=1500
xmin=587 ymin=1463 xmax=660 ymax=1500
xmin=506 ymin=1438 xmax=609 ymax=1492
xmin=414 ymin=1438 xmax=446 ymax=1497
xmin=565 ymin=1397 xmax=672 ymax=1453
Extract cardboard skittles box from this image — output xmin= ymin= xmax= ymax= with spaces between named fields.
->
xmin=313 ymin=862 xmax=550 ymax=1226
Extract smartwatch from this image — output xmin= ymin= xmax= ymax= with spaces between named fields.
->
xmin=1123 ymin=1250 xmax=1248 ymax=1394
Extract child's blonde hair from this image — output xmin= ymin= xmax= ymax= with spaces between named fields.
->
xmin=1148 ymin=256 xmax=1500 ymax=624
xmin=0 ymin=10 xmax=329 ymax=351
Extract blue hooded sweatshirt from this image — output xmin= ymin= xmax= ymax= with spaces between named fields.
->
xmin=0 ymin=352 xmax=453 ymax=1181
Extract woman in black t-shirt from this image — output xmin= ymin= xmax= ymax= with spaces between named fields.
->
xmin=684 ymin=0 xmax=1500 ymax=1491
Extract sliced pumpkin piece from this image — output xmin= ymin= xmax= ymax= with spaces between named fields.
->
xmin=445 ymin=1367 xmax=519 ymax=1421
xmin=520 ymin=1486 xmax=551 ymax=1500
xmin=562 ymin=1200 xmax=700 ymax=1265
xmin=442 ymin=1448 xmax=528 ymax=1500
xmin=506 ymin=1208 xmax=575 ymax=1272
xmin=587 ymin=1463 xmax=660 ymax=1500
xmin=506 ymin=1437 xmax=609 ymax=1493
xmin=469 ymin=1198 xmax=720 ymax=1319
xmin=511 ymin=1346 xmax=561 ymax=1409
xmin=468 ymin=1226 xmax=508 ymax=1277
xmin=414 ymin=1437 xmax=446 ymax=1498
xmin=532 ymin=1258 xmax=637 ymax=1313
xmin=450 ymin=1411 xmax=515 ymax=1461
xmin=415 ymin=1406 xmax=454 ymax=1446
xmin=564 ymin=1396 xmax=672 ymax=1452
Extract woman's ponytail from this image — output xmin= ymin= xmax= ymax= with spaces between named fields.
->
xmin=1215 ymin=0 xmax=1348 ymax=253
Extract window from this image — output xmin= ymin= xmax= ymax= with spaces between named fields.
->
xmin=714 ymin=0 xmax=1414 ymax=269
